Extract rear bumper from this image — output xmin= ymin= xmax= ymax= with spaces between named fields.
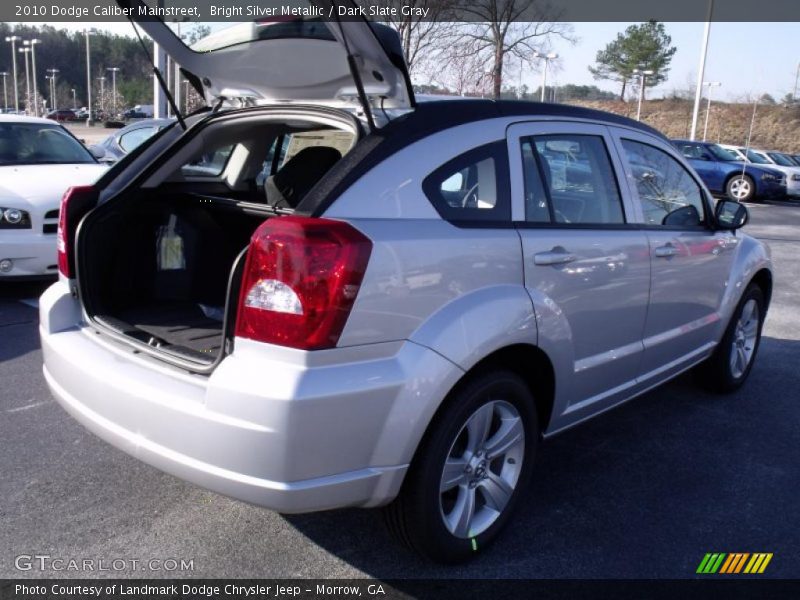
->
xmin=0 ymin=232 xmax=58 ymax=277
xmin=40 ymin=282 xmax=461 ymax=513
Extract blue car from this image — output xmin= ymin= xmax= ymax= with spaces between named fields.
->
xmin=672 ymin=139 xmax=786 ymax=202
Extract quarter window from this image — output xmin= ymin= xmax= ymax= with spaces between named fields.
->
xmin=423 ymin=142 xmax=510 ymax=222
xmin=520 ymin=134 xmax=625 ymax=224
xmin=621 ymin=139 xmax=706 ymax=228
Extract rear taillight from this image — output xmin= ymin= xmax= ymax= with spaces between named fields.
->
xmin=235 ymin=217 xmax=372 ymax=350
xmin=57 ymin=186 xmax=97 ymax=278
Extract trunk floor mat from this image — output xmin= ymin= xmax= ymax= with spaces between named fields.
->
xmin=115 ymin=303 xmax=224 ymax=356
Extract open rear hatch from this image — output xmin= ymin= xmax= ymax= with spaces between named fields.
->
xmin=118 ymin=0 xmax=415 ymax=124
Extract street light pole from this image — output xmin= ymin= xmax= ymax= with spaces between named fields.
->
xmin=85 ymin=29 xmax=95 ymax=125
xmin=107 ymin=67 xmax=120 ymax=118
xmin=19 ymin=48 xmax=30 ymax=115
xmin=24 ymin=39 xmax=40 ymax=116
xmin=533 ymin=51 xmax=559 ymax=102
xmin=5 ymin=36 xmax=19 ymax=113
xmin=47 ymin=68 xmax=59 ymax=110
xmin=702 ymin=81 xmax=721 ymax=141
xmin=794 ymin=62 xmax=799 ymax=103
xmin=632 ymin=68 xmax=654 ymax=121
xmin=690 ymin=0 xmax=714 ymax=140
xmin=71 ymin=88 xmax=76 ymax=110
xmin=0 ymin=72 xmax=7 ymax=112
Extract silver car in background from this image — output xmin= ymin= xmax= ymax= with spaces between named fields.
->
xmin=40 ymin=7 xmax=772 ymax=563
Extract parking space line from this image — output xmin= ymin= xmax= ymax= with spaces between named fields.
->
xmin=6 ymin=400 xmax=51 ymax=414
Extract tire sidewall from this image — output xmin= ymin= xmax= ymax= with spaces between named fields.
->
xmin=409 ymin=372 xmax=538 ymax=563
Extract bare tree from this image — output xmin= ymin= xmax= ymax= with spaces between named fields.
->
xmin=450 ymin=0 xmax=574 ymax=99
xmin=366 ymin=2 xmax=456 ymax=76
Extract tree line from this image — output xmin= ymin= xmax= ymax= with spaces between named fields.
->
xmin=1 ymin=7 xmax=684 ymax=112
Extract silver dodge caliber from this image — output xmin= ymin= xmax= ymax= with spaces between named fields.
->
xmin=41 ymin=7 xmax=771 ymax=563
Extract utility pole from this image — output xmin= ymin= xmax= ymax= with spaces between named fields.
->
xmin=702 ymin=81 xmax=721 ymax=141
xmin=5 ymin=36 xmax=19 ymax=113
xmin=533 ymin=51 xmax=558 ymax=103
xmin=47 ymin=68 xmax=59 ymax=110
xmin=18 ymin=47 xmax=30 ymax=115
xmin=690 ymin=0 xmax=714 ymax=140
xmin=85 ymin=29 xmax=95 ymax=125
xmin=71 ymin=88 xmax=77 ymax=110
xmin=0 ymin=72 xmax=7 ymax=112
xmin=107 ymin=67 xmax=120 ymax=117
xmin=632 ymin=68 xmax=654 ymax=121
xmin=24 ymin=39 xmax=40 ymax=116
xmin=794 ymin=62 xmax=799 ymax=103
xmin=97 ymin=75 xmax=105 ymax=115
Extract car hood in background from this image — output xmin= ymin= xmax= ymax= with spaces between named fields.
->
xmin=0 ymin=164 xmax=108 ymax=208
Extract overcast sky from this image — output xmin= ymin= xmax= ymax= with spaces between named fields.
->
xmin=14 ymin=21 xmax=799 ymax=101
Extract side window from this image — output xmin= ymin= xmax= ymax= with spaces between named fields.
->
xmin=621 ymin=139 xmax=706 ymax=228
xmin=520 ymin=134 xmax=625 ymax=224
xmin=423 ymin=142 xmax=510 ymax=222
xmin=118 ymin=127 xmax=159 ymax=153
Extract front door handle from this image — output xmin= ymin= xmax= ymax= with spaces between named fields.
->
xmin=533 ymin=247 xmax=577 ymax=266
xmin=654 ymin=244 xmax=679 ymax=258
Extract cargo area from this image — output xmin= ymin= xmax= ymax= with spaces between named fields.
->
xmin=79 ymin=192 xmax=267 ymax=365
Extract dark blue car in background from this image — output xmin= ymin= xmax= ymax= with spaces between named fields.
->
xmin=672 ymin=139 xmax=786 ymax=202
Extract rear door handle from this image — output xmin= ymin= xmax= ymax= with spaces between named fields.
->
xmin=654 ymin=244 xmax=678 ymax=258
xmin=533 ymin=248 xmax=577 ymax=266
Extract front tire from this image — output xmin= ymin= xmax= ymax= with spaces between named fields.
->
xmin=726 ymin=174 xmax=756 ymax=203
xmin=697 ymin=284 xmax=764 ymax=393
xmin=384 ymin=371 xmax=538 ymax=563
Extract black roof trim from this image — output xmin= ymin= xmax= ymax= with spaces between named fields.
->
xmin=300 ymin=99 xmax=667 ymax=217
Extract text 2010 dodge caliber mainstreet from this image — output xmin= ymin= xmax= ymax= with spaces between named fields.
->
xmin=40 ymin=6 xmax=771 ymax=563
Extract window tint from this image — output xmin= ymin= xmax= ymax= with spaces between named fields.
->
xmin=119 ymin=126 xmax=159 ymax=153
xmin=520 ymin=134 xmax=625 ymax=224
xmin=423 ymin=142 xmax=510 ymax=222
xmin=621 ymin=139 xmax=705 ymax=227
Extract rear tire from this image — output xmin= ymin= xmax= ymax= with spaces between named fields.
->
xmin=384 ymin=370 xmax=538 ymax=563
xmin=697 ymin=284 xmax=764 ymax=393
xmin=726 ymin=174 xmax=756 ymax=203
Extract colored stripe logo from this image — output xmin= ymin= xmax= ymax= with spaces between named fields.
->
xmin=697 ymin=553 xmax=773 ymax=574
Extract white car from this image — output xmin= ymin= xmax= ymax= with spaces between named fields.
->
xmin=0 ymin=115 xmax=107 ymax=278
xmin=720 ymin=143 xmax=800 ymax=197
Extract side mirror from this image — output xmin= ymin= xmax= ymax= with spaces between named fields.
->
xmin=88 ymin=145 xmax=106 ymax=160
xmin=715 ymin=199 xmax=749 ymax=230
xmin=662 ymin=204 xmax=701 ymax=227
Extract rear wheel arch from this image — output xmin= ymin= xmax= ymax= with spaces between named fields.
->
xmin=414 ymin=344 xmax=555 ymax=463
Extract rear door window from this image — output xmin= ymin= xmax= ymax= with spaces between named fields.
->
xmin=520 ymin=134 xmax=625 ymax=225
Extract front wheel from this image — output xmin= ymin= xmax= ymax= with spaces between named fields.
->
xmin=726 ymin=174 xmax=756 ymax=203
xmin=697 ymin=284 xmax=764 ymax=392
xmin=384 ymin=371 xmax=538 ymax=563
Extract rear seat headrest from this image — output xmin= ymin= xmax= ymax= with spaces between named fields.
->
xmin=265 ymin=146 xmax=343 ymax=209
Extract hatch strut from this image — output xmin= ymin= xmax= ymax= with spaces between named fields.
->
xmin=331 ymin=2 xmax=376 ymax=133
xmin=128 ymin=19 xmax=187 ymax=131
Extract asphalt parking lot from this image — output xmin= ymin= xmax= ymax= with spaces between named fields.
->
xmin=1 ymin=199 xmax=799 ymax=580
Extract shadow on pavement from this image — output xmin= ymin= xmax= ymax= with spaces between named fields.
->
xmin=284 ymin=335 xmax=800 ymax=580
xmin=0 ymin=280 xmax=52 ymax=362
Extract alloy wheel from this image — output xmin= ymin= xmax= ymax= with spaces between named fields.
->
xmin=439 ymin=400 xmax=525 ymax=539
xmin=730 ymin=298 xmax=759 ymax=379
